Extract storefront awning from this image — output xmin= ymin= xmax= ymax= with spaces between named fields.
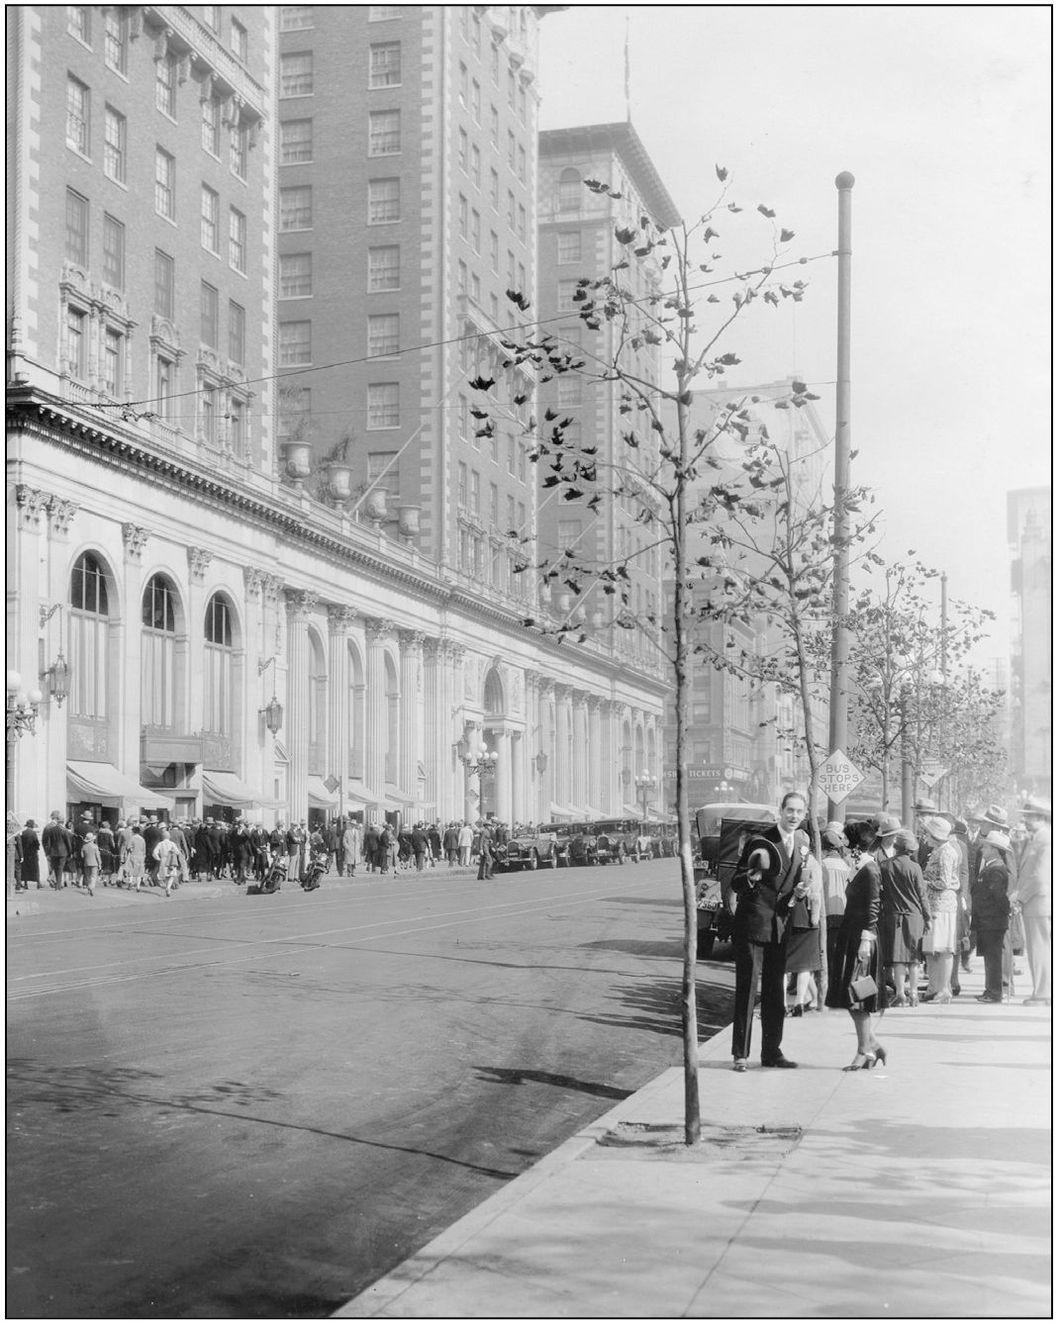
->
xmin=622 ymin=803 xmax=642 ymax=819
xmin=547 ymin=802 xmax=580 ymax=821
xmin=67 ymin=761 xmax=171 ymax=810
xmin=202 ymin=770 xmax=264 ymax=807
xmin=344 ymin=782 xmax=389 ymax=808
xmin=306 ymin=775 xmax=338 ymax=809
xmin=583 ymin=805 xmax=606 ymax=820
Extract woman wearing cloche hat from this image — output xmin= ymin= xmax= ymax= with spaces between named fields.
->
xmin=921 ymin=817 xmax=963 ymax=1003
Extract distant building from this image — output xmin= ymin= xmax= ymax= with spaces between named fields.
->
xmin=537 ymin=121 xmax=680 ymax=814
xmin=1007 ymin=486 xmax=1050 ymax=797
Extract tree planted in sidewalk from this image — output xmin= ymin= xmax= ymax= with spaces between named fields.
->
xmin=467 ymin=169 xmax=829 ymax=1144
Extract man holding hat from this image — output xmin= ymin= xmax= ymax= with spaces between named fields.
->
xmin=729 ymin=791 xmax=809 ymax=1071
xmin=1011 ymin=798 xmax=1051 ymax=1005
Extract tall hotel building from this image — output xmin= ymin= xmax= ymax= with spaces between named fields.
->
xmin=6 ymin=4 xmax=668 ymax=832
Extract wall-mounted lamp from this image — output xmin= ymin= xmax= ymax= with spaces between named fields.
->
xmin=455 ymin=734 xmax=470 ymax=761
xmin=260 ymin=695 xmax=284 ymax=735
xmin=39 ymin=604 xmax=70 ymax=707
xmin=6 ymin=670 xmax=42 ymax=739
xmin=258 ymin=655 xmax=278 ymax=678
xmin=534 ymin=750 xmax=548 ymax=775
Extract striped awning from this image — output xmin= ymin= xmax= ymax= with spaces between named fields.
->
xmin=67 ymin=761 xmax=170 ymax=810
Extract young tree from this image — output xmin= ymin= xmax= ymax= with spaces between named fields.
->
xmin=468 ymin=171 xmax=830 ymax=1143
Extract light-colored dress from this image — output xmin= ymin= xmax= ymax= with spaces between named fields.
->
xmin=923 ymin=838 xmax=961 ymax=954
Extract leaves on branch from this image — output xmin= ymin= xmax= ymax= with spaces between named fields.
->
xmin=780 ymin=228 xmax=795 ymax=242
xmin=715 ymin=164 xmax=728 ymax=181
xmin=469 ymin=375 xmax=495 ymax=391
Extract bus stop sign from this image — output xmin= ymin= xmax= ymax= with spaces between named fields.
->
xmin=814 ymin=750 xmax=864 ymax=801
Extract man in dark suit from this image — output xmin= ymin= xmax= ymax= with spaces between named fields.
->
xmin=730 ymin=791 xmax=809 ymax=1072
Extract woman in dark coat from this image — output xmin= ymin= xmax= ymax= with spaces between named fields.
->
xmin=826 ymin=818 xmax=891 ymax=1070
xmin=96 ymin=821 xmax=117 ymax=885
xmin=969 ymin=830 xmax=1014 ymax=1003
xmin=18 ymin=820 xmax=42 ymax=888
xmin=879 ymin=829 xmax=932 ymax=1008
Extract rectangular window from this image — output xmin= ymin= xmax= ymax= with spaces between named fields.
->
xmin=155 ymin=50 xmax=177 ymax=118
xmin=458 ymin=194 xmax=468 ymax=240
xmin=279 ymin=252 xmax=312 ymax=298
xmin=489 ymin=167 xmax=499 ymax=209
xmin=518 ymin=145 xmax=527 ymax=184
xmin=457 ymin=461 xmax=468 ymax=508
xmin=278 ymin=386 xmax=310 ymax=442
xmin=367 ymin=177 xmax=400 ymax=223
xmin=280 ymin=51 xmax=313 ymax=96
xmin=279 ymin=320 xmax=311 ymax=366
xmin=200 ymin=281 xmax=218 ymax=348
xmin=230 ymin=18 xmax=248 ymax=62
xmin=281 ymin=117 xmax=313 ymax=164
xmin=367 ymin=452 xmax=400 ymax=510
xmin=507 ymin=436 xmax=515 ymax=474
xmin=457 ymin=259 xmax=468 ymax=293
xmin=201 ymin=184 xmax=219 ymax=252
xmin=201 ymin=383 xmax=217 ymax=444
xmin=202 ymin=95 xmax=220 ymax=154
xmin=558 ymin=231 xmax=582 ymax=263
xmin=489 ymin=292 xmax=499 ymax=321
xmin=228 ymin=397 xmax=245 ymax=455
xmin=471 ymin=208 xmax=481 ymax=252
xmin=519 ymin=84 xmax=527 ymax=125
xmin=368 ymin=245 xmax=400 ymax=291
xmin=203 ymin=6 xmax=219 ymax=32
xmin=517 ymin=202 xmax=527 ymax=243
xmin=155 ymin=351 xmax=175 ymax=420
xmin=368 ymin=109 xmax=400 ymax=155
xmin=65 ymin=305 xmax=87 ymax=377
xmin=104 ymin=8 xmax=127 ymax=73
xmin=65 ymin=188 xmax=89 ymax=265
xmin=471 ymin=143 xmax=481 ymax=187
xmin=507 ymin=129 xmax=515 ymax=171
xmin=458 ymin=61 xmax=468 ymax=106
xmin=507 ymin=66 xmax=516 ymax=109
xmin=507 ymin=189 xmax=515 ymax=230
xmin=489 ymin=482 xmax=499 ymax=526
xmin=103 ymin=327 xmax=123 ymax=397
xmin=518 ymin=261 xmax=526 ymax=291
xmin=368 ymin=4 xmax=402 ymax=18
xmin=506 ymin=494 xmax=515 ymax=531
xmin=369 ymin=42 xmax=401 ymax=87
xmin=154 ymin=147 xmax=175 ymax=219
xmin=367 ymin=382 xmax=400 ymax=429
xmin=229 ymin=207 xmax=246 ymax=272
xmin=102 ymin=213 xmax=125 ymax=288
xmin=66 ymin=76 xmax=90 ymax=154
xmin=558 ymin=375 xmax=582 ymax=406
xmin=506 ymin=249 xmax=515 ymax=287
xmin=154 ymin=249 xmax=174 ymax=319
xmin=228 ymin=301 xmax=245 ymax=365
xmin=68 ymin=5 xmax=91 ymax=43
xmin=280 ymin=185 xmax=312 ymax=230
xmin=458 ymin=128 xmax=468 ymax=173
xmin=471 ymin=78 xmax=481 ymax=122
xmin=230 ymin=122 xmax=249 ymax=178
xmin=489 ymin=230 xmax=499 ymax=272
xmin=368 ymin=313 xmax=400 ymax=357
xmin=470 ymin=469 xmax=481 ymax=515
xmin=280 ymin=5 xmax=313 ymax=29
xmin=489 ymin=104 xmax=499 ymax=147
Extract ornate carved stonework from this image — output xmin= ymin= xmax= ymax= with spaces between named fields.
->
xmin=398 ymin=629 xmax=425 ymax=654
xmin=263 ymin=574 xmax=283 ymax=605
xmin=365 ymin=617 xmax=395 ymax=643
xmin=243 ymin=567 xmax=265 ymax=597
xmin=284 ymin=588 xmax=318 ymax=619
xmin=421 ymin=637 xmax=443 ymax=661
xmin=47 ymin=498 xmax=79 ymax=537
xmin=122 ymin=523 xmax=149 ymax=560
xmin=327 ymin=604 xmax=360 ymax=634
xmin=187 ymin=547 xmax=213 ymax=581
xmin=15 ymin=484 xmax=48 ymax=526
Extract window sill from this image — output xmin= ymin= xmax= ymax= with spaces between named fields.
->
xmin=66 ymin=144 xmax=92 ymax=164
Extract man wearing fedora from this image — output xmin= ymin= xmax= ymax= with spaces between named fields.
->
xmin=1012 ymin=798 xmax=1051 ymax=1005
xmin=729 ymin=791 xmax=809 ymax=1071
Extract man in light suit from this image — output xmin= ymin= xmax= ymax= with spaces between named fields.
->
xmin=1011 ymin=798 xmax=1051 ymax=1005
xmin=729 ymin=791 xmax=809 ymax=1071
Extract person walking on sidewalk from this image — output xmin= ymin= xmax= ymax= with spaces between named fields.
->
xmin=970 ymin=830 xmax=1014 ymax=1003
xmin=878 ymin=828 xmax=931 ymax=1008
xmin=42 ymin=811 xmax=70 ymax=890
xmin=153 ymin=828 xmax=182 ymax=898
xmin=729 ymin=791 xmax=809 ymax=1072
xmin=921 ymin=816 xmax=963 ymax=1003
xmin=1011 ymin=798 xmax=1051 ymax=1005
xmin=826 ymin=818 xmax=890 ymax=1070
xmin=81 ymin=832 xmax=101 ymax=897
xmin=458 ymin=821 xmax=474 ymax=868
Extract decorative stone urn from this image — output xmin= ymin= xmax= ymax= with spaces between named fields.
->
xmin=364 ymin=488 xmax=388 ymax=523
xmin=325 ymin=462 xmax=353 ymax=503
xmin=398 ymin=505 xmax=420 ymax=540
xmin=280 ymin=441 xmax=312 ymax=483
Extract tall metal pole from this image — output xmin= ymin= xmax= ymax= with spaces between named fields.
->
xmin=827 ymin=172 xmax=854 ymax=822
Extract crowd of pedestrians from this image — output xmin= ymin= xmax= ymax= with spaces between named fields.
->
xmin=729 ymin=791 xmax=1052 ymax=1073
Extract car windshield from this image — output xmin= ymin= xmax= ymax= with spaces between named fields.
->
xmin=694 ymin=803 xmax=775 ymax=837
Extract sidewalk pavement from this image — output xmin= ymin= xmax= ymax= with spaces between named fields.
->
xmin=5 ymin=863 xmax=482 ymax=918
xmin=338 ymin=958 xmax=1051 ymax=1320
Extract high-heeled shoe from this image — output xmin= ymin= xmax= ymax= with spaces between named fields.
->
xmin=843 ymin=1053 xmax=876 ymax=1072
xmin=872 ymin=1045 xmax=888 ymax=1067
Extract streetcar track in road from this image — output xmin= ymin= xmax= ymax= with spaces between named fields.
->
xmin=8 ymin=878 xmax=668 ymax=1001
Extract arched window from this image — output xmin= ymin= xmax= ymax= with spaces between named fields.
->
xmin=142 ymin=574 xmax=177 ymax=728
xmin=558 ymin=167 xmax=582 ymax=212
xmin=203 ymin=593 xmax=233 ymax=735
xmin=308 ymin=630 xmax=327 ymax=775
xmin=347 ymin=641 xmax=365 ymax=780
xmin=69 ymin=552 xmax=109 ymax=718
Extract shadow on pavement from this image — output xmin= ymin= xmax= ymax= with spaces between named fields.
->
xmin=472 ymin=1065 xmax=632 ymax=1100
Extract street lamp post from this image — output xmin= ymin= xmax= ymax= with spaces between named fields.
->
xmin=460 ymin=745 xmax=498 ymax=819
xmin=634 ymin=769 xmax=657 ymax=820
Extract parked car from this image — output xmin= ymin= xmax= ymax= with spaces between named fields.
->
xmin=587 ymin=818 xmax=640 ymax=864
xmin=501 ymin=827 xmax=559 ymax=870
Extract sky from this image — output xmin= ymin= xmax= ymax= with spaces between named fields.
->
xmin=537 ymin=4 xmax=1051 ymax=667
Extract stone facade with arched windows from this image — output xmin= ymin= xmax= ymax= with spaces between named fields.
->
xmin=8 ymin=393 xmax=668 ymax=830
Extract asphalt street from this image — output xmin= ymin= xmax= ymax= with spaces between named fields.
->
xmin=6 ymin=859 xmax=734 ymax=1318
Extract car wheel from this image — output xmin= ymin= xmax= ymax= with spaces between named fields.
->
xmin=528 ymin=851 xmax=539 ymax=870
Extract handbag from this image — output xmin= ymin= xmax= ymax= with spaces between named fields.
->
xmin=850 ymin=973 xmax=877 ymax=1001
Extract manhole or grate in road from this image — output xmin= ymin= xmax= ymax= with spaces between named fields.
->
xmin=592 ymin=1121 xmax=803 ymax=1161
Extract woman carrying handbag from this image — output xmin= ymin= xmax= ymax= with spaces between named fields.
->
xmin=826 ymin=817 xmax=898 ymax=1071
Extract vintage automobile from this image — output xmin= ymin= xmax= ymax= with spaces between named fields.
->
xmin=500 ymin=826 xmax=560 ymax=870
xmin=584 ymin=818 xmax=638 ymax=864
xmin=693 ymin=804 xmax=776 ymax=960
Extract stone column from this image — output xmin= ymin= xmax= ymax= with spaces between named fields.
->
xmin=493 ymin=728 xmax=512 ymax=825
xmin=364 ymin=618 xmax=394 ymax=810
xmin=540 ymin=679 xmax=556 ymax=816
xmin=398 ymin=630 xmax=423 ymax=798
xmin=606 ymin=701 xmax=625 ymax=814
xmin=448 ymin=643 xmax=467 ymax=821
xmin=328 ymin=606 xmax=358 ymax=813
xmin=11 ymin=487 xmax=48 ymax=819
xmin=587 ymin=697 xmax=602 ymax=814
xmin=555 ymin=684 xmax=572 ymax=810
xmin=285 ymin=589 xmax=317 ymax=821
xmin=422 ymin=638 xmax=443 ymax=822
